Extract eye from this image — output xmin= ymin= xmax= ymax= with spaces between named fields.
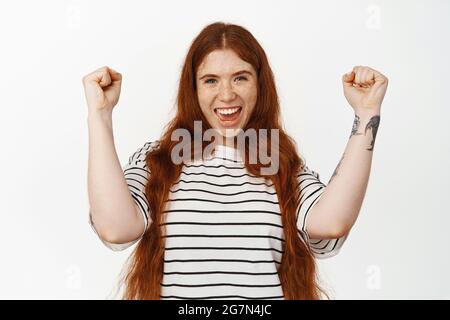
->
xmin=235 ymin=76 xmax=248 ymax=82
xmin=204 ymin=78 xmax=217 ymax=84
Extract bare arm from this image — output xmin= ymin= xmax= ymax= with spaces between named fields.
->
xmin=83 ymin=66 xmax=145 ymax=245
xmin=87 ymin=112 xmax=145 ymax=244
xmin=306 ymin=66 xmax=388 ymax=239
xmin=306 ymin=110 xmax=380 ymax=239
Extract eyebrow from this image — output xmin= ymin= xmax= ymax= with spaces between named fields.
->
xmin=198 ymin=70 xmax=253 ymax=80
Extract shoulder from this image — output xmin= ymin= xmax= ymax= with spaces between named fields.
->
xmin=298 ymin=164 xmax=321 ymax=181
xmin=128 ymin=140 xmax=160 ymax=160
xmin=125 ymin=140 xmax=161 ymax=170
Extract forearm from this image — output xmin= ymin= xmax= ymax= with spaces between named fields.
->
xmin=87 ymin=112 xmax=141 ymax=241
xmin=317 ymin=109 xmax=381 ymax=234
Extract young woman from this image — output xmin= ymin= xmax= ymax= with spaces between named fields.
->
xmin=83 ymin=22 xmax=388 ymax=300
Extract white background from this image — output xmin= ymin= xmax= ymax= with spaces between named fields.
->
xmin=0 ymin=0 xmax=449 ymax=299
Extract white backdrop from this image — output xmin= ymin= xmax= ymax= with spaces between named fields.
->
xmin=0 ymin=0 xmax=449 ymax=299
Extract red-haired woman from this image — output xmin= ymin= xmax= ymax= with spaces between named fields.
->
xmin=83 ymin=22 xmax=388 ymax=300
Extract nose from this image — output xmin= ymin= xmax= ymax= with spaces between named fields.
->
xmin=218 ymin=82 xmax=236 ymax=102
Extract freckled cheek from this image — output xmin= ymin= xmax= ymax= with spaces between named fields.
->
xmin=198 ymin=90 xmax=215 ymax=113
xmin=243 ymin=90 xmax=257 ymax=115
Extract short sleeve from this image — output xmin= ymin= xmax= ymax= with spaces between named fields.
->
xmin=296 ymin=164 xmax=349 ymax=259
xmin=88 ymin=140 xmax=159 ymax=251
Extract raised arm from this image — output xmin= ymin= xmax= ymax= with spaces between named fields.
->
xmin=306 ymin=66 xmax=388 ymax=239
xmin=84 ymin=66 xmax=146 ymax=245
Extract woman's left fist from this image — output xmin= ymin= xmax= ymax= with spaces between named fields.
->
xmin=342 ymin=66 xmax=388 ymax=113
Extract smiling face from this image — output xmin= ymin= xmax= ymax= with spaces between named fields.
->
xmin=196 ymin=49 xmax=258 ymax=142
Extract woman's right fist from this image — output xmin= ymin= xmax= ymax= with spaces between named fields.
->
xmin=82 ymin=66 xmax=122 ymax=114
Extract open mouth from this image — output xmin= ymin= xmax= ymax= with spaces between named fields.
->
xmin=213 ymin=106 xmax=242 ymax=126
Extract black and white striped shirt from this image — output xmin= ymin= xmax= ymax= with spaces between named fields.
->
xmin=89 ymin=140 xmax=349 ymax=300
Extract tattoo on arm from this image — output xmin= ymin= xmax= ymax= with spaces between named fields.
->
xmin=350 ymin=114 xmax=381 ymax=151
xmin=330 ymin=114 xmax=380 ymax=184
xmin=349 ymin=115 xmax=363 ymax=138
xmin=364 ymin=115 xmax=380 ymax=151
xmin=329 ymin=153 xmax=344 ymax=184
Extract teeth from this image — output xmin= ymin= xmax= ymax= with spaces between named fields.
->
xmin=216 ymin=107 xmax=240 ymax=115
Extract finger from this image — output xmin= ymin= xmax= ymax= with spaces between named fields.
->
xmin=358 ymin=66 xmax=372 ymax=88
xmin=372 ymin=69 xmax=388 ymax=84
xmin=365 ymin=68 xmax=374 ymax=83
xmin=366 ymin=69 xmax=376 ymax=87
xmin=83 ymin=73 xmax=105 ymax=90
xmin=97 ymin=69 xmax=112 ymax=88
xmin=360 ymin=67 xmax=368 ymax=85
xmin=108 ymin=67 xmax=122 ymax=82
xmin=354 ymin=66 xmax=362 ymax=85
xmin=342 ymin=70 xmax=355 ymax=87
xmin=360 ymin=67 xmax=372 ymax=87
xmin=83 ymin=67 xmax=105 ymax=84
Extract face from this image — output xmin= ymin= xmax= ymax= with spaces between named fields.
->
xmin=196 ymin=49 xmax=258 ymax=141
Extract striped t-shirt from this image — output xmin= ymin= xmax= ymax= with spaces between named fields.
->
xmin=89 ymin=140 xmax=349 ymax=300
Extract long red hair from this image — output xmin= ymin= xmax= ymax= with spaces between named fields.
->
xmin=118 ymin=21 xmax=328 ymax=300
